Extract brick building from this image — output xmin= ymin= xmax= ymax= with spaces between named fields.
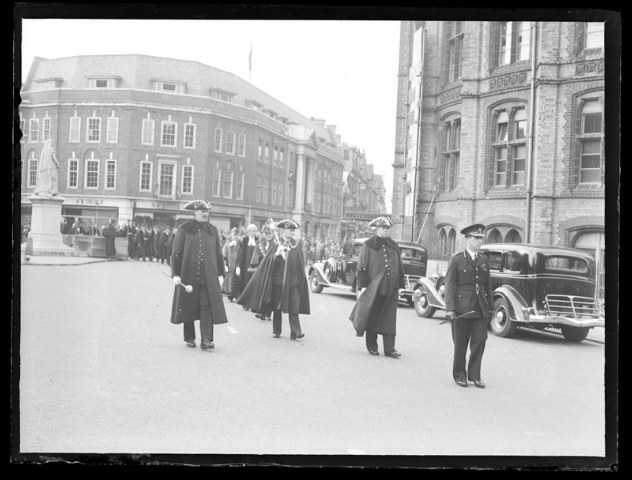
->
xmin=391 ymin=21 xmax=606 ymax=296
xmin=19 ymin=54 xmax=361 ymax=240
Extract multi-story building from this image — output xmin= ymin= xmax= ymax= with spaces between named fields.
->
xmin=19 ymin=54 xmax=347 ymax=239
xmin=340 ymin=144 xmax=387 ymax=239
xmin=392 ymin=21 xmax=606 ymax=297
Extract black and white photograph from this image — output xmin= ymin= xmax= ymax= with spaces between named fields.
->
xmin=13 ymin=4 xmax=619 ymax=471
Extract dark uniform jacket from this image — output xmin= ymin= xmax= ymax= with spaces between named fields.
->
xmin=237 ymin=239 xmax=310 ymax=315
xmin=444 ymin=249 xmax=494 ymax=318
xmin=169 ymin=219 xmax=228 ymax=325
xmin=349 ymin=236 xmax=405 ymax=336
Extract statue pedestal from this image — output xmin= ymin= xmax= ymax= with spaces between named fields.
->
xmin=28 ymin=195 xmax=76 ymax=256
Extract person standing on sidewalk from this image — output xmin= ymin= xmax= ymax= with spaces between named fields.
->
xmin=103 ymin=218 xmax=118 ymax=259
xmin=170 ymin=200 xmax=228 ymax=351
xmin=237 ymin=224 xmax=259 ymax=311
xmin=444 ymin=224 xmax=493 ymax=388
xmin=350 ymin=216 xmax=405 ymax=358
xmin=238 ymin=219 xmax=310 ymax=340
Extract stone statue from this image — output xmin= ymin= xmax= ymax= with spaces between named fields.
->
xmin=34 ymin=139 xmax=60 ymax=196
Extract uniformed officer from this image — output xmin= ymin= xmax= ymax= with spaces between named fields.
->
xmin=444 ymin=224 xmax=494 ymax=387
xmin=351 ymin=216 xmax=405 ymax=358
xmin=170 ymin=200 xmax=228 ymax=351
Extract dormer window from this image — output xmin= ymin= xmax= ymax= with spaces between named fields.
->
xmin=86 ymin=76 xmax=120 ymax=89
xmin=153 ymin=80 xmax=185 ymax=94
xmin=210 ymin=88 xmax=236 ymax=103
xmin=34 ymin=77 xmax=62 ymax=90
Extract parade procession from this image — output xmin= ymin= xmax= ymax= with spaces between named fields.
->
xmin=16 ymin=15 xmax=615 ymax=467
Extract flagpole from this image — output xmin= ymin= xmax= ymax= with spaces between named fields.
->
xmin=248 ymin=38 xmax=252 ymax=83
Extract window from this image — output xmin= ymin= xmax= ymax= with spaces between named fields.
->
xmin=235 ymin=171 xmax=244 ymax=200
xmin=161 ymin=121 xmax=177 ymax=147
xmin=273 ymin=145 xmax=279 ymax=164
xmin=105 ymin=160 xmax=116 ymax=189
xmin=159 ymin=163 xmax=175 ymax=197
xmin=491 ymin=108 xmax=528 ymax=188
xmin=584 ymin=22 xmax=605 ymax=50
xmin=271 ymin=181 xmax=277 ymax=205
xmin=42 ymin=117 xmax=51 ymax=142
xmin=485 ymin=251 xmax=503 ymax=271
xmin=262 ymin=179 xmax=268 ymax=203
xmin=544 ymin=256 xmax=589 ymax=274
xmin=89 ymin=78 xmax=115 ymax=89
xmin=226 ymin=131 xmax=235 ymax=155
xmin=141 ymin=118 xmax=155 ymax=145
xmin=487 ymin=228 xmax=503 ymax=243
xmin=505 ymin=229 xmax=522 ymax=243
xmin=213 ymin=128 xmax=223 ymax=152
xmin=222 ymin=162 xmax=234 ymax=198
xmin=69 ymin=116 xmax=81 ymax=143
xmin=212 ymin=168 xmax=221 ymax=197
xmin=503 ymin=251 xmax=523 ymax=273
xmin=29 ymin=118 xmax=39 ymax=143
xmin=442 ymin=118 xmax=460 ymax=191
xmin=184 ymin=123 xmax=196 ymax=149
xmin=492 ymin=22 xmax=532 ymax=67
xmin=577 ymin=99 xmax=604 ymax=185
xmin=140 ymin=162 xmax=152 ymax=192
xmin=87 ymin=117 xmax=101 ymax=143
xmin=446 ymin=21 xmax=464 ymax=83
xmin=182 ymin=165 xmax=194 ymax=194
xmin=95 ymin=79 xmax=109 ymax=88
xmin=27 ymin=151 xmax=38 ymax=187
xmin=107 ymin=116 xmax=119 ymax=143
xmin=238 ymin=133 xmax=246 ymax=157
xmin=258 ymin=140 xmax=263 ymax=161
xmin=280 ymin=148 xmax=285 ymax=166
xmin=85 ymin=159 xmax=99 ymax=189
xmin=265 ymin=143 xmax=270 ymax=163
xmin=219 ymin=92 xmax=232 ymax=102
xmin=68 ymin=158 xmax=79 ymax=188
xmin=573 ymin=231 xmax=605 ymax=299
xmin=256 ymin=176 xmax=261 ymax=202
xmin=157 ymin=82 xmax=184 ymax=94
xmin=20 ymin=118 xmax=25 ymax=143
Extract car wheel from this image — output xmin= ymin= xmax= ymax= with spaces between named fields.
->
xmin=309 ymin=270 xmax=324 ymax=293
xmin=560 ymin=325 xmax=590 ymax=343
xmin=490 ymin=297 xmax=518 ymax=338
xmin=414 ymin=291 xmax=436 ymax=318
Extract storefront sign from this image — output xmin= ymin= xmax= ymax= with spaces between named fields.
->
xmin=75 ymin=198 xmax=104 ymax=206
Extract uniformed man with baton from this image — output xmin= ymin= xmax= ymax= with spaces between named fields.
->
xmin=444 ymin=224 xmax=494 ymax=388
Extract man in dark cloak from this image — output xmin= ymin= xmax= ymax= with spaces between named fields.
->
xmin=236 ymin=224 xmax=259 ymax=311
xmin=170 ymin=200 xmax=228 ymax=350
xmin=349 ymin=216 xmax=405 ymax=358
xmin=103 ymin=218 xmax=118 ymax=259
xmin=238 ymin=219 xmax=310 ymax=340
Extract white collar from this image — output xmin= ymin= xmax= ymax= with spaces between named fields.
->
xmin=466 ymin=248 xmax=477 ymax=260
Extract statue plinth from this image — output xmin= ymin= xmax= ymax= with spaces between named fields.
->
xmin=27 ymin=195 xmax=76 ymax=256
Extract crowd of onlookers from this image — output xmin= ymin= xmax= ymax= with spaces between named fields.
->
xmin=21 ymin=218 xmax=356 ymax=267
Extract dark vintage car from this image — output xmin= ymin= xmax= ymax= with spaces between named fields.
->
xmin=412 ymin=243 xmax=605 ymax=343
xmin=308 ymin=238 xmax=428 ymax=307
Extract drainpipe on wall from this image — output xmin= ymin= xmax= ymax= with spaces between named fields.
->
xmin=525 ymin=22 xmax=539 ymax=244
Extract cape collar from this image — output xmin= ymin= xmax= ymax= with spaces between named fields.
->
xmin=366 ymin=235 xmax=398 ymax=251
xmin=181 ymin=219 xmax=214 ymax=235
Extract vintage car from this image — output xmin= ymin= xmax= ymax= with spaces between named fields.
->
xmin=308 ymin=238 xmax=428 ymax=307
xmin=412 ymin=243 xmax=605 ymax=343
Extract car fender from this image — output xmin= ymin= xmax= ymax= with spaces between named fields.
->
xmin=493 ymin=285 xmax=530 ymax=323
xmin=414 ymin=276 xmax=446 ymax=310
xmin=309 ymin=263 xmax=331 ymax=286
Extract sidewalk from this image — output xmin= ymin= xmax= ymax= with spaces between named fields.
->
xmin=20 ymin=254 xmax=117 ymax=266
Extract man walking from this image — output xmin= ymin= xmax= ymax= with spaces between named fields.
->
xmin=444 ymin=224 xmax=494 ymax=388
xmin=170 ymin=200 xmax=228 ymax=351
xmin=350 ymin=217 xmax=405 ymax=358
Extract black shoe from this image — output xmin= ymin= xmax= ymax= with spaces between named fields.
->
xmin=201 ymin=341 xmax=215 ymax=350
xmin=255 ymin=313 xmax=263 ymax=319
xmin=367 ymin=349 xmax=379 ymax=356
xmin=273 ymin=333 xmax=280 ymax=338
xmin=385 ymin=350 xmax=402 ymax=358
xmin=455 ymin=379 xmax=468 ymax=387
xmin=290 ymin=333 xmax=305 ymax=340
xmin=471 ymin=380 xmax=486 ymax=388
xmin=185 ymin=341 xmax=196 ymax=348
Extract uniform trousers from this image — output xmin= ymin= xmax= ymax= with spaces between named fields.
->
xmin=364 ymin=294 xmax=396 ymax=353
xmin=451 ymin=316 xmax=488 ymax=381
xmin=270 ymin=283 xmax=302 ymax=337
xmin=183 ymin=281 xmax=214 ymax=343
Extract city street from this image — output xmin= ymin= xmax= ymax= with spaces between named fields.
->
xmin=18 ymin=260 xmax=605 ymax=457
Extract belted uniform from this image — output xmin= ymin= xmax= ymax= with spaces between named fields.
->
xmin=444 ymin=249 xmax=493 ymax=382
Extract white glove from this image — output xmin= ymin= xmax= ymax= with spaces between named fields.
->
xmin=236 ymin=267 xmax=241 ymax=276
xmin=172 ymin=275 xmax=181 ymax=286
xmin=218 ymin=276 xmax=224 ymax=286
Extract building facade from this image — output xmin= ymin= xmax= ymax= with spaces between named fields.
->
xmin=392 ymin=21 xmax=605 ymax=296
xmin=19 ymin=54 xmax=353 ymax=239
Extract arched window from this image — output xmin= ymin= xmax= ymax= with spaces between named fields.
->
xmin=572 ymin=231 xmax=605 ymax=300
xmin=577 ymin=99 xmax=604 ymax=185
xmin=438 ymin=229 xmax=447 ymax=259
xmin=505 ymin=229 xmax=522 ymax=243
xmin=442 ymin=118 xmax=460 ymax=192
xmin=447 ymin=228 xmax=456 ymax=256
xmin=491 ymin=107 xmax=528 ymax=188
xmin=487 ymin=228 xmax=503 ymax=243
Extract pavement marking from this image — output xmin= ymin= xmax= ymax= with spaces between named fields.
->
xmin=347 ymin=449 xmax=366 ymax=455
xmin=227 ymin=326 xmax=239 ymax=334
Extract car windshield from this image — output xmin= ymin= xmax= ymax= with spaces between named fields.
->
xmin=400 ymin=247 xmax=426 ymax=262
xmin=544 ymin=255 xmax=589 ymax=274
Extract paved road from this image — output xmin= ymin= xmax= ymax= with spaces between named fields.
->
xmin=18 ymin=260 xmax=606 ymax=457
